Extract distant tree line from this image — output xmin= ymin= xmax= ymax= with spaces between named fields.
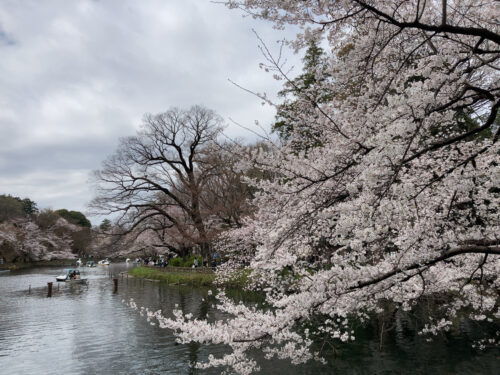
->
xmin=0 ymin=194 xmax=38 ymax=222
xmin=0 ymin=194 xmax=94 ymax=258
xmin=0 ymin=194 xmax=91 ymax=227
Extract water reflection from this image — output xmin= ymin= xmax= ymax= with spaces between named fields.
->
xmin=0 ymin=264 xmax=497 ymax=374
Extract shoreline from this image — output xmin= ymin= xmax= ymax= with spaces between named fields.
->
xmin=128 ymin=266 xmax=249 ymax=289
xmin=0 ymin=259 xmax=79 ymax=271
xmin=128 ymin=266 xmax=216 ymax=287
xmin=0 ymin=257 xmax=129 ymax=271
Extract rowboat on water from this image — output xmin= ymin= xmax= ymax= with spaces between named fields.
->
xmin=98 ymin=259 xmax=111 ymax=266
xmin=56 ymin=269 xmax=87 ymax=284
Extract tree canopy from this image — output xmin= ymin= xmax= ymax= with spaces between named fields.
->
xmin=55 ymin=209 xmax=91 ymax=228
xmin=0 ymin=195 xmax=38 ymax=222
xmin=0 ymin=195 xmax=25 ymax=222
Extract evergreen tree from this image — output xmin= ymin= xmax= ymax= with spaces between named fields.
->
xmin=273 ymin=40 xmax=333 ymax=149
xmin=99 ymin=218 xmax=112 ymax=232
xmin=21 ymin=198 xmax=38 ymax=216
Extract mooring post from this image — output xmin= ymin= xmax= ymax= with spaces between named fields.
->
xmin=28 ymin=284 xmax=31 ymax=294
xmin=47 ymin=282 xmax=53 ymax=297
xmin=113 ymin=278 xmax=118 ymax=293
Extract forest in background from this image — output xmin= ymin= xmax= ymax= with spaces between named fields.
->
xmin=0 ymin=194 xmax=92 ymax=263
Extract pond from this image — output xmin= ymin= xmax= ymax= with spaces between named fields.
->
xmin=0 ymin=264 xmax=497 ymax=374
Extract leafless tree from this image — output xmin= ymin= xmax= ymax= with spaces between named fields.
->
xmin=90 ymin=105 xmax=228 ymax=258
xmin=199 ymin=141 xmax=253 ymax=228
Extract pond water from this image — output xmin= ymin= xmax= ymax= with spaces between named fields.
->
xmin=0 ymin=264 xmax=498 ymax=374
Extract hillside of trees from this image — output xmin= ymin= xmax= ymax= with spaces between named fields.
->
xmin=0 ymin=194 xmax=92 ymax=263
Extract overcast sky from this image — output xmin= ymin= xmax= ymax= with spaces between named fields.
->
xmin=0 ymin=0 xmax=300 ymax=224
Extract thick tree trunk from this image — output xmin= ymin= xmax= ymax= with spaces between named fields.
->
xmin=188 ymin=173 xmax=212 ymax=259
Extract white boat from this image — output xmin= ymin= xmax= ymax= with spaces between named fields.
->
xmin=125 ymin=258 xmax=131 ymax=263
xmin=98 ymin=259 xmax=110 ymax=266
xmin=76 ymin=258 xmax=83 ymax=266
xmin=56 ymin=269 xmax=87 ymax=284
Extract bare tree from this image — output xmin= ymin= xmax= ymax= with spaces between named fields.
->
xmin=90 ymin=105 xmax=225 ymax=258
xmin=198 ymin=141 xmax=253 ymax=228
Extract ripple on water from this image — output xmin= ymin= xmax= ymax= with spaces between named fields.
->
xmin=0 ymin=265 xmax=228 ymax=374
xmin=1 ymin=265 xmax=499 ymax=375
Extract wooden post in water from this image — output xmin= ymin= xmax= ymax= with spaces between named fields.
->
xmin=47 ymin=282 xmax=53 ymax=297
xmin=28 ymin=284 xmax=31 ymax=294
xmin=113 ymin=278 xmax=118 ymax=293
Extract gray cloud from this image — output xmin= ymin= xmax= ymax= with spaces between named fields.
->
xmin=0 ymin=0 xmax=300 ymax=224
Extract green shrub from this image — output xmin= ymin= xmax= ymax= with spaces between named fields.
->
xmin=182 ymin=254 xmax=202 ymax=267
xmin=169 ymin=254 xmax=203 ymax=267
xmin=169 ymin=257 xmax=184 ymax=267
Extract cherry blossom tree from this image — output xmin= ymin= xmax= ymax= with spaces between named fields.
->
xmin=0 ymin=218 xmax=80 ymax=262
xmin=125 ymin=1 xmax=499 ymax=373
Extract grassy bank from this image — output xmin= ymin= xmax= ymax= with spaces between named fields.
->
xmin=129 ymin=266 xmax=216 ymax=287
xmin=129 ymin=266 xmax=249 ymax=288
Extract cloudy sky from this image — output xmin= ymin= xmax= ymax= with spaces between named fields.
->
xmin=0 ymin=0 xmax=299 ymax=224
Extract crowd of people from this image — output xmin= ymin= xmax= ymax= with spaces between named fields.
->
xmin=138 ymin=256 xmax=169 ymax=267
xmin=135 ymin=253 xmax=223 ymax=268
